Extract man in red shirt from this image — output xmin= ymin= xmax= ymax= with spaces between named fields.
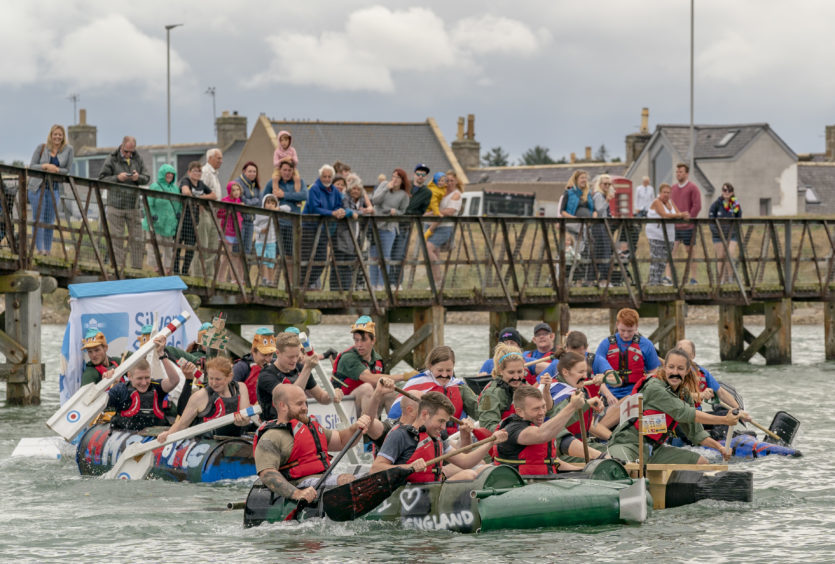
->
xmin=667 ymin=162 xmax=700 ymax=284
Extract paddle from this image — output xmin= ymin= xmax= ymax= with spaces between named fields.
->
xmin=322 ymin=434 xmax=499 ymax=522
xmin=298 ymin=332 xmax=360 ymax=465
xmin=102 ymin=404 xmax=261 ymax=480
xmin=724 ymin=408 xmax=740 ymax=459
xmin=392 ymin=386 xmax=465 ymax=427
xmin=47 ymin=312 xmax=191 ymax=441
xmin=577 ymin=407 xmax=590 ymax=464
xmin=284 ymin=426 xmax=365 ymax=521
xmin=716 ymin=399 xmax=783 ymax=443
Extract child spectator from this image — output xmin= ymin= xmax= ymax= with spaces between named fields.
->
xmin=254 ymin=194 xmax=279 ymax=286
xmin=217 ymin=181 xmax=244 ymax=283
xmin=271 ymin=130 xmax=301 ymax=197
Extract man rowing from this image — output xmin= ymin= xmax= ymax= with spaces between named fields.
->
xmin=372 ymin=391 xmax=506 ymax=482
xmin=80 ymin=329 xmax=121 ymax=386
xmin=253 ymin=384 xmax=371 ymax=504
xmin=233 ymin=327 xmax=277 ymax=403
xmin=594 ymin=308 xmax=660 ymax=403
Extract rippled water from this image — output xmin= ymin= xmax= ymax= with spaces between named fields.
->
xmin=1 ymin=322 xmax=833 ymax=563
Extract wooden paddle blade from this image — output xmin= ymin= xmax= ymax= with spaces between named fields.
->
xmin=104 ymin=451 xmax=154 ymax=480
xmin=46 ymin=390 xmax=109 ymax=441
xmin=322 ymin=467 xmax=412 ymax=521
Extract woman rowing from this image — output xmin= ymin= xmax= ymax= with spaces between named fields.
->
xmin=606 ymin=348 xmax=740 ymax=464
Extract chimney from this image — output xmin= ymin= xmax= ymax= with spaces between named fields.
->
xmin=625 ymin=107 xmax=653 ymax=165
xmin=68 ymin=108 xmax=97 ymax=151
xmin=216 ymin=110 xmax=248 ymax=149
xmin=585 ymin=146 xmax=592 ymax=161
xmin=826 ymin=125 xmax=835 ymax=161
xmin=570 ymin=152 xmax=576 ymax=164
xmin=451 ymin=114 xmax=481 ymax=170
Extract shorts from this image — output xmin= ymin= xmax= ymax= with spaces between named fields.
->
xmin=711 ymin=233 xmax=739 ymax=244
xmin=427 ymin=225 xmax=453 ymax=247
xmin=255 ymin=241 xmax=277 ymax=268
xmin=675 ymin=228 xmax=694 ymax=245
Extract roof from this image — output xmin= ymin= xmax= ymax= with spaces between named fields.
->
xmin=76 ymin=142 xmax=216 ymax=160
xmin=468 ymin=162 xmax=627 ymax=185
xmin=798 ymin=162 xmax=835 ymax=214
xmin=268 ymin=120 xmax=458 ymax=185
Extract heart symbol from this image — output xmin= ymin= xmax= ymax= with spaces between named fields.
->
xmin=400 ymin=487 xmax=422 ymax=512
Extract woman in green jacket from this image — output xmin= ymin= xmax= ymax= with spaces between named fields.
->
xmin=143 ymin=163 xmax=182 ymax=274
xmin=606 ymin=348 xmax=739 ymax=464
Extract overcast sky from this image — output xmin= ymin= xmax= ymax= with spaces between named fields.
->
xmin=3 ymin=0 xmax=834 ymax=167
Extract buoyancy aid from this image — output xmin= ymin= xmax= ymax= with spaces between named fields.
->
xmin=111 ymin=383 xmax=166 ymax=430
xmin=629 ymin=376 xmax=678 ymax=445
xmin=243 ymin=364 xmax=261 ymax=407
xmin=565 ymin=382 xmax=597 ymax=438
xmin=332 ymin=347 xmax=384 ymax=394
xmin=92 ymin=358 xmax=128 ymax=384
xmin=607 ymin=335 xmax=645 ymax=385
xmin=493 ymin=414 xmax=559 ymax=475
xmin=252 ymin=416 xmax=331 ymax=480
xmin=404 ymin=426 xmax=444 ymax=483
xmin=197 ymin=382 xmax=242 ymax=436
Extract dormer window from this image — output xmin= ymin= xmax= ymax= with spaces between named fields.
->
xmin=716 ymin=130 xmax=738 ymax=147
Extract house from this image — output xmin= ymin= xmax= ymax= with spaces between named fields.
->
xmin=626 ymin=123 xmax=798 ymax=217
xmin=228 ymin=115 xmax=466 ymax=189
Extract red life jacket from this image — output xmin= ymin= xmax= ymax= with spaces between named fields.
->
xmin=565 ymin=380 xmax=599 ymax=437
xmin=630 ymin=376 xmax=678 ymax=445
xmin=332 ymin=347 xmax=384 ymax=394
xmin=111 ymin=383 xmax=166 ymax=430
xmin=404 ymin=427 xmax=444 ymax=483
xmin=253 ymin=416 xmax=331 ymax=480
xmin=493 ymin=415 xmax=559 ymax=475
xmin=94 ymin=358 xmax=127 ymax=384
xmin=606 ymin=335 xmax=645 ymax=385
xmin=243 ymin=364 xmax=261 ymax=405
xmin=424 ymin=383 xmax=465 ymax=432
xmin=693 ymin=367 xmax=709 ymax=408
xmin=524 ymin=350 xmax=553 ymax=383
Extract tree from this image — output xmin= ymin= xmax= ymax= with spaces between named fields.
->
xmin=481 ymin=146 xmax=510 ymax=167
xmin=556 ymin=156 xmax=568 ymax=164
xmin=520 ymin=145 xmax=556 ymax=165
xmin=594 ymin=144 xmax=609 ymax=162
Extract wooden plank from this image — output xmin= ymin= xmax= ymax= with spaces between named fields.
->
xmin=740 ymin=320 xmax=781 ymax=362
xmin=0 ymin=272 xmax=39 ymax=293
xmin=388 ymin=323 xmax=433 ymax=369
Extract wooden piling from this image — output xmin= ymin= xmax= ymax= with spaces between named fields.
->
xmin=826 ymin=302 xmax=835 ymax=361
xmin=372 ymin=311 xmax=391 ymax=366
xmin=413 ymin=305 xmax=445 ymax=369
xmin=656 ymin=300 xmax=685 ymax=357
xmin=1 ymin=271 xmax=43 ymax=405
xmin=763 ymin=299 xmax=792 ymax=365
xmin=489 ymin=310 xmax=517 ymax=357
xmin=718 ymin=305 xmax=745 ymax=361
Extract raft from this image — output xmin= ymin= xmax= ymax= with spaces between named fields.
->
xmin=243 ymin=462 xmax=652 ymax=532
xmin=76 ymin=423 xmax=256 ymax=482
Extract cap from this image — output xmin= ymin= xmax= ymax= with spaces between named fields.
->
xmin=351 ymin=315 xmax=376 ymax=337
xmin=533 ymin=322 xmax=553 ymax=336
xmin=284 ymin=327 xmax=301 ymax=335
xmin=253 ymin=329 xmax=277 ymax=354
xmin=497 ymin=327 xmax=523 ymax=347
xmin=414 ymin=163 xmax=430 ymax=173
xmin=140 ymin=324 xmax=154 ymax=335
xmin=82 ymin=329 xmax=107 ymax=350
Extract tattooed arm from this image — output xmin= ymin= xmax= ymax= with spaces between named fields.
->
xmin=258 ymin=468 xmax=316 ymax=503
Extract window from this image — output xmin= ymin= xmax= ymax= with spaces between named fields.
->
xmin=760 ymin=198 xmax=771 ymax=216
xmin=716 ymin=130 xmax=739 ymax=147
xmin=469 ymin=196 xmax=481 ymax=216
xmin=805 ymin=187 xmax=821 ymax=205
xmin=87 ymin=158 xmax=105 ymax=179
xmin=71 ymin=160 xmax=87 ymax=177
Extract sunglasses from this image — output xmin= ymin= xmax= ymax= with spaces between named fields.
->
xmin=415 ymin=172 xmax=427 ymax=177
xmin=722 ymin=187 xmax=733 ymax=193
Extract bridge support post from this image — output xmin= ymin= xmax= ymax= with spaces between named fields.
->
xmin=1 ymin=271 xmax=43 ymax=405
xmin=826 ymin=302 xmax=835 ymax=361
xmin=763 ymin=299 xmax=792 ymax=365
xmin=489 ymin=310 xmax=517 ymax=358
xmin=372 ymin=311 xmax=391 ymax=366
xmin=656 ymin=300 xmax=685 ymax=357
xmin=413 ymin=305 xmax=445 ymax=370
xmin=718 ymin=305 xmax=744 ymax=361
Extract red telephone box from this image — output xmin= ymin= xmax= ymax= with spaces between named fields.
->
xmin=609 ymin=176 xmax=633 ymax=218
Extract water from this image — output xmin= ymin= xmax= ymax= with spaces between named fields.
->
xmin=1 ymin=322 xmax=834 ymax=563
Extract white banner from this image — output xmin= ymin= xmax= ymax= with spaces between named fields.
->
xmin=59 ymin=279 xmax=200 ymax=404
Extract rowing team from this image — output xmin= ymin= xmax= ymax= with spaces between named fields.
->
xmin=79 ymin=308 xmax=747 ymax=503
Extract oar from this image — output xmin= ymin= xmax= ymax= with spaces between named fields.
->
xmin=298 ymin=332 xmax=360 ymax=464
xmin=392 ymin=386 xmax=464 ymax=426
xmin=716 ymin=400 xmax=783 ymax=443
xmin=102 ymin=404 xmax=261 ymax=480
xmin=724 ymin=408 xmax=740 ymax=459
xmin=577 ymin=407 xmax=590 ymax=464
xmin=322 ymin=434 xmax=498 ymax=522
xmin=47 ymin=311 xmax=191 ymax=441
xmin=284 ymin=426 xmax=364 ymax=521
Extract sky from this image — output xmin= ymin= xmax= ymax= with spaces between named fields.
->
xmin=2 ymin=0 xmax=834 ymax=166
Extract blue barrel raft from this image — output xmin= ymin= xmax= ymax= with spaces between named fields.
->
xmin=76 ymin=424 xmax=256 ymax=482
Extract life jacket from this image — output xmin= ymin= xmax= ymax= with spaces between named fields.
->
xmin=693 ymin=367 xmax=709 ymax=409
xmin=110 ymin=383 xmax=166 ymax=430
xmin=428 ymin=384 xmax=464 ymax=432
xmin=525 ymin=350 xmax=553 ymax=382
xmin=629 ymin=376 xmax=678 ymax=446
xmin=332 ymin=347 xmax=384 ymax=394
xmin=252 ymin=415 xmax=331 ymax=480
xmin=92 ymin=358 xmax=127 ymax=384
xmin=606 ymin=335 xmax=645 ymax=386
xmin=493 ymin=415 xmax=559 ymax=475
xmin=565 ymin=381 xmax=598 ymax=438
xmin=197 ymin=382 xmax=242 ymax=437
xmin=243 ymin=364 xmax=262 ymax=406
xmin=403 ymin=426 xmax=444 ymax=483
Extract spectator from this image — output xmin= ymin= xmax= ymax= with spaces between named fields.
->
xmin=194 ymin=148 xmax=222 ymax=278
xmin=561 ymin=169 xmax=594 ymax=285
xmin=142 ymin=163 xmax=181 ymax=275
xmin=369 ymin=168 xmax=410 ymax=290
xmin=591 ymin=174 xmax=614 ymax=287
xmin=217 ymin=181 xmax=244 ymax=284
xmin=647 ymin=183 xmax=688 ymax=286
xmin=303 ymin=164 xmax=352 ymax=289
xmin=390 ymin=164 xmax=432 ymax=288
xmin=271 ymin=130 xmax=301 ymax=195
xmin=29 ymin=124 xmax=73 ymax=256
xmin=175 ymin=161 xmax=213 ymax=275
xmin=425 ymin=171 xmax=462 ymax=286
xmin=98 ymin=135 xmax=149 ymax=270
xmin=426 ymin=171 xmax=446 ymax=217
xmin=709 ymin=182 xmax=742 ymax=284
xmin=334 ymin=173 xmax=373 ymax=290
xmin=237 ymin=161 xmax=261 ymax=256
xmin=333 ymin=160 xmax=352 ymax=178
xmin=634 ymin=176 xmax=655 ymax=217
xmin=332 ymin=174 xmax=347 ymax=195
xmin=669 ymin=163 xmax=702 ymax=284
xmin=264 ymin=161 xmax=307 ymax=282
xmin=254 ymin=193 xmax=279 ymax=286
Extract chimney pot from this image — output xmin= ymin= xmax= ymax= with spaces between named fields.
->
xmin=222 ymin=110 xmax=230 ymax=117
xmin=585 ymin=146 xmax=592 ymax=160
xmin=79 ymin=109 xmax=87 ymax=125
xmin=640 ymin=107 xmax=650 ymax=134
xmin=456 ymin=117 xmax=465 ymax=141
xmin=570 ymin=152 xmax=576 ymax=164
xmin=466 ymin=114 xmax=475 ymax=140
